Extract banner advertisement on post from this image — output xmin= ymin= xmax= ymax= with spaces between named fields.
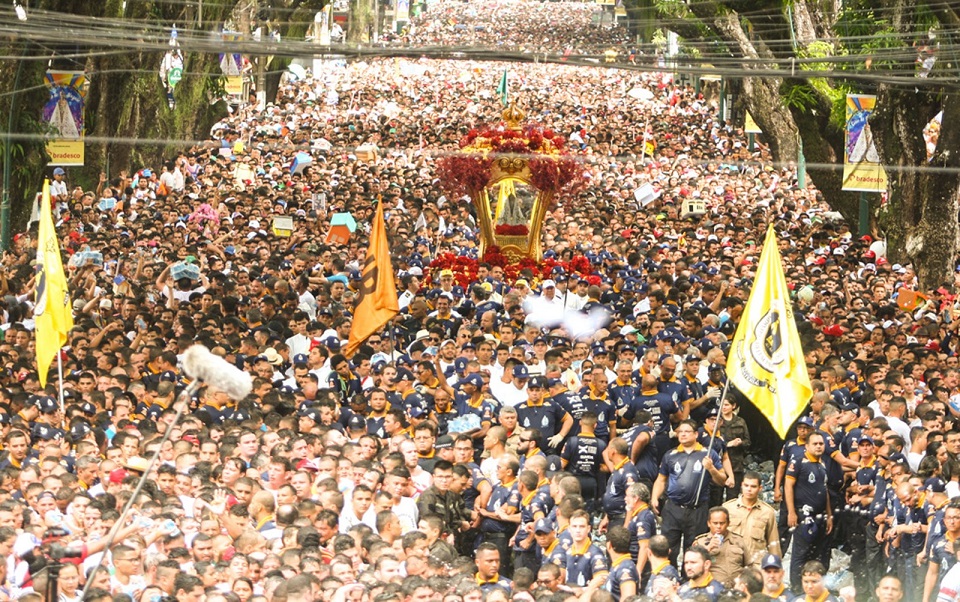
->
xmin=43 ymin=71 xmax=87 ymax=166
xmin=395 ymin=0 xmax=410 ymax=24
xmin=220 ymin=33 xmax=245 ymax=98
xmin=842 ymin=94 xmax=888 ymax=193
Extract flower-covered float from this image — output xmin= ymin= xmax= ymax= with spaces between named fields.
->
xmin=435 ymin=104 xmax=584 ymax=262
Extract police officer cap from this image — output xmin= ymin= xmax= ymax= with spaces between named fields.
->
xmin=761 ymin=554 xmax=783 ymax=569
xmin=534 ymin=518 xmax=554 ymax=534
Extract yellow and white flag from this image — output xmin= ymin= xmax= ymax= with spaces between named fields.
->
xmin=35 ymin=179 xmax=73 ymax=387
xmin=726 ymin=225 xmax=811 ymax=438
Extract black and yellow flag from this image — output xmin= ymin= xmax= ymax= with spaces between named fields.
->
xmin=726 ymin=225 xmax=811 ymax=438
xmin=35 ymin=179 xmax=73 ymax=387
xmin=344 ymin=201 xmax=399 ymax=357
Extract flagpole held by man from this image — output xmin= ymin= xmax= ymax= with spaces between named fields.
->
xmin=344 ymin=199 xmax=400 ymax=357
xmin=34 ymin=178 xmax=74 ymax=410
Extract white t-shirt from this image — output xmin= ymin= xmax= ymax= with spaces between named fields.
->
xmin=938 ymin=560 xmax=960 ymax=601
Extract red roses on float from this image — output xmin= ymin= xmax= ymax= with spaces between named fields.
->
xmin=426 ymin=246 xmax=599 ymax=288
xmin=437 ymin=122 xmax=585 ymax=198
xmin=494 ymin=224 xmax=529 ymax=236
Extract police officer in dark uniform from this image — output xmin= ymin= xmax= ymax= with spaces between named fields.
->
xmin=560 ymin=412 xmax=607 ymax=512
xmin=602 ymin=437 xmax=638 ymax=526
xmin=609 ymin=361 xmax=639 ymax=420
xmin=651 ymin=419 xmax=727 ymax=566
xmin=633 ymin=374 xmax=681 ymax=464
xmin=784 ymin=431 xmax=833 ymax=591
xmin=516 ymin=376 xmax=573 ymax=453
xmin=622 ymin=410 xmax=658 ymax=489
xmin=774 ymin=416 xmax=815 ymax=554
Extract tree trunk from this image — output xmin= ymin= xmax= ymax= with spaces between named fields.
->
xmin=785 ymin=83 xmax=863 ymax=229
xmin=347 ymin=0 xmax=375 ymax=43
xmin=872 ymin=87 xmax=960 ymax=290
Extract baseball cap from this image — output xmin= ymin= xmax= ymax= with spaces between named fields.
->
xmin=348 ymin=415 xmax=366 ymax=430
xmin=858 ymin=436 xmax=875 ymax=446
xmin=761 ymin=554 xmax=783 ymax=570
xmin=534 ymin=518 xmax=554 ymax=534
xmin=797 ymin=416 xmax=815 ymax=428
xmin=462 ymin=373 xmax=484 ymax=388
xmin=512 ymin=364 xmax=529 ymax=379
xmin=542 ymin=279 xmax=556 ymax=289
xmin=528 ymin=376 xmax=547 ymax=389
xmin=53 ymin=167 xmax=65 ymax=176
xmin=395 ymin=369 xmax=415 ymax=382
xmin=435 ymin=435 xmax=453 ymax=450
xmin=299 ymin=408 xmax=321 ymax=423
xmin=36 ymin=396 xmax=58 ymax=414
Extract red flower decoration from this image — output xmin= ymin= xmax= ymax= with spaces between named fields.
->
xmin=436 ymin=121 xmax=584 ymax=198
xmin=427 ymin=249 xmax=600 ymax=288
xmin=495 ymin=224 xmax=529 ymax=236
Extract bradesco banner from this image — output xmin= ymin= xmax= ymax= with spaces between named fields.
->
xmin=842 ymin=94 xmax=887 ymax=193
xmin=43 ymin=71 xmax=87 ymax=166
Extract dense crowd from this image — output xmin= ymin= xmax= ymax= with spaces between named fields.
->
xmin=384 ymin=0 xmax=633 ymax=54
xmin=2 ymin=1 xmax=958 ymax=602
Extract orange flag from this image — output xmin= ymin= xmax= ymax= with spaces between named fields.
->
xmin=344 ymin=201 xmax=399 ymax=357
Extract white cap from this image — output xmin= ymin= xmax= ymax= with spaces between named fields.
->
xmin=542 ymin=279 xmax=556 ymax=288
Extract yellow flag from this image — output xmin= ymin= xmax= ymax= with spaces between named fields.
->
xmin=344 ymin=201 xmax=399 ymax=357
xmin=726 ymin=225 xmax=811 ymax=438
xmin=35 ymin=179 xmax=74 ymax=387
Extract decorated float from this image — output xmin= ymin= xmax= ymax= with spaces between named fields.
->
xmin=435 ymin=104 xmax=584 ymax=263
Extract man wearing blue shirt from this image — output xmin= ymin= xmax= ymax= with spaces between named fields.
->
xmin=602 ymin=437 xmax=638 ymax=526
xmin=605 ymin=525 xmax=639 ymax=601
xmin=784 ymin=432 xmax=833 ymax=591
xmin=677 ymin=545 xmax=726 ymax=601
xmin=652 ymin=419 xmax=727 ymax=565
xmin=474 ymin=542 xmax=512 ymax=593
xmin=565 ymin=509 xmax=609 ymax=592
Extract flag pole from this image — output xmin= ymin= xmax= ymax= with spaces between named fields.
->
xmin=56 ymin=349 xmax=65 ymax=416
xmin=693 ymin=378 xmax=731 ymax=504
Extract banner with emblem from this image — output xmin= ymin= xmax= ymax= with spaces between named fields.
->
xmin=726 ymin=225 xmax=811 ymax=438
xmin=35 ymin=179 xmax=74 ymax=388
xmin=43 ymin=71 xmax=88 ymax=166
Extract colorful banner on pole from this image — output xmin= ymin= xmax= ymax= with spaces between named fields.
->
xmin=220 ymin=32 xmax=245 ymax=98
xmin=43 ymin=71 xmax=87 ymax=166
xmin=395 ymin=0 xmax=410 ymax=23
xmin=842 ymin=94 xmax=887 ymax=193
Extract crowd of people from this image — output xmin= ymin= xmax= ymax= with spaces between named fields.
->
xmin=384 ymin=0 xmax=633 ymax=54
xmin=3 ymin=0 xmax=959 ymax=601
